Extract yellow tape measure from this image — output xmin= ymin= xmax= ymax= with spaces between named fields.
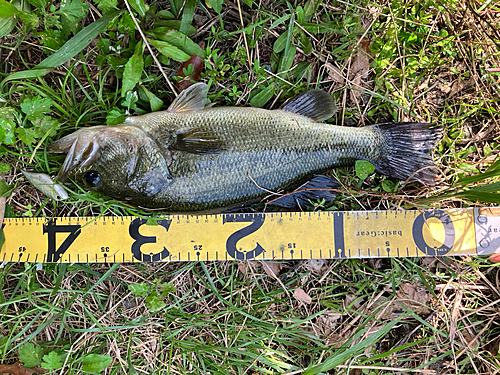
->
xmin=1 ymin=207 xmax=499 ymax=263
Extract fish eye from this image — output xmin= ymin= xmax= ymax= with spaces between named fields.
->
xmin=84 ymin=171 xmax=101 ymax=188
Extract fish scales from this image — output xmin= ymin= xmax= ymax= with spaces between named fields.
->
xmin=48 ymin=83 xmax=442 ymax=212
xmin=130 ymin=107 xmax=381 ymax=210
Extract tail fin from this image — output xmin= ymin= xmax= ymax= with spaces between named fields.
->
xmin=372 ymin=122 xmax=442 ymax=185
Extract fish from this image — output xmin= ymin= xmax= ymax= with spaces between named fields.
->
xmin=48 ymin=83 xmax=442 ymax=212
xmin=22 ymin=171 xmax=69 ymax=201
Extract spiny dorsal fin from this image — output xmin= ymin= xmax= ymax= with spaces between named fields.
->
xmin=167 ymin=82 xmax=208 ymax=113
xmin=282 ymin=89 xmax=337 ymax=122
xmin=171 ymin=126 xmax=226 ymax=154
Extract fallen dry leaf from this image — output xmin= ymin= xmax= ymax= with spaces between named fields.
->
xmin=0 ymin=362 xmax=47 ymax=375
xmin=325 ymin=332 xmax=351 ymax=348
xmin=324 ymin=62 xmax=344 ymax=84
xmin=261 ymin=261 xmax=283 ymax=278
xmin=303 ymin=259 xmax=326 ymax=273
xmin=314 ymin=311 xmax=342 ymax=337
xmin=177 ymin=42 xmax=205 ymax=91
xmin=349 ymin=37 xmax=371 ymax=103
xmin=238 ymin=261 xmax=257 ymax=276
xmin=395 ymin=283 xmax=432 ymax=315
xmin=293 ymin=288 xmax=312 ymax=304
xmin=344 ymin=294 xmax=364 ymax=310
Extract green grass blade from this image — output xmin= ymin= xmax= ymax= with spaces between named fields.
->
xmin=35 ymin=10 xmax=122 ymax=69
xmin=303 ymin=313 xmax=408 ymax=375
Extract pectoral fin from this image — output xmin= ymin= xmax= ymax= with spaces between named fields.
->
xmin=171 ymin=127 xmax=226 ymax=154
xmin=167 ymin=82 xmax=208 ymax=113
xmin=282 ymin=89 xmax=337 ymax=122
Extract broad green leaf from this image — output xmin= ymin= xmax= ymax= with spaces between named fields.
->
xmin=169 ymin=0 xmax=183 ymax=16
xmin=16 ymin=127 xmax=38 ymax=145
xmin=59 ymin=0 xmax=89 ymax=30
xmin=296 ymin=5 xmax=304 ymax=24
xmin=41 ymin=351 xmax=63 ymax=370
xmin=303 ymin=0 xmax=320 ymax=19
xmin=20 ymin=96 xmax=54 ymax=120
xmin=18 ymin=343 xmax=44 ymax=368
xmin=250 ymin=85 xmax=275 ymax=107
xmin=0 ymin=163 xmax=10 ymax=174
xmin=35 ymin=9 xmax=121 ymax=69
xmin=129 ymin=0 xmax=146 ymax=16
xmin=156 ymin=20 xmax=196 ymax=35
xmin=179 ymin=0 xmax=196 ymax=35
xmin=241 ymin=0 xmax=253 ymax=7
xmin=148 ymin=38 xmax=190 ymax=62
xmin=81 ymin=354 xmax=113 ymax=373
xmin=0 ymin=118 xmax=16 ymax=144
xmin=355 ymin=160 xmax=375 ymax=180
xmin=273 ymin=32 xmax=287 ymax=54
xmin=0 ymin=69 xmax=50 ymax=90
xmin=19 ymin=12 xmax=39 ymax=28
xmin=149 ymin=28 xmax=204 ymax=56
xmin=381 ymin=179 xmax=396 ymax=192
xmin=0 ymin=336 xmax=9 ymax=352
xmin=0 ymin=0 xmax=20 ymax=17
xmin=106 ymin=108 xmax=127 ymax=125
xmin=0 ymin=179 xmax=14 ymax=197
xmin=121 ymin=42 xmax=144 ymax=96
xmin=0 ymin=16 xmax=16 ymax=37
xmin=157 ymin=9 xmax=174 ymax=19
xmin=300 ymin=31 xmax=313 ymax=54
xmin=278 ymin=15 xmax=295 ymax=74
xmin=457 ymin=158 xmax=500 ymax=184
xmin=128 ymin=282 xmax=151 ymax=297
xmin=270 ymin=14 xmax=291 ymax=29
xmin=145 ymin=293 xmax=166 ymax=312
xmin=139 ymin=86 xmax=163 ymax=111
xmin=26 ymin=0 xmax=47 ymax=8
xmin=279 ymin=44 xmax=296 ymax=72
xmin=205 ymin=0 xmax=223 ymax=13
xmin=94 ymin=0 xmax=117 ymax=11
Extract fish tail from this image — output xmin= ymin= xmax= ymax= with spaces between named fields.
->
xmin=372 ymin=122 xmax=442 ymax=185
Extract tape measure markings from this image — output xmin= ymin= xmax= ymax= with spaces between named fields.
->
xmin=1 ymin=208 xmax=499 ymax=263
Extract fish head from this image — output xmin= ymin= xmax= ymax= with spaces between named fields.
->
xmin=48 ymin=125 xmax=173 ymax=207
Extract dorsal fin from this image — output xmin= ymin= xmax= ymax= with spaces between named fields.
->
xmin=282 ymin=89 xmax=337 ymax=122
xmin=167 ymin=82 xmax=208 ymax=113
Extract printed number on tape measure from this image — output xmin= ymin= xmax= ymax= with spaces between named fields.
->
xmin=1 ymin=209 xmax=498 ymax=263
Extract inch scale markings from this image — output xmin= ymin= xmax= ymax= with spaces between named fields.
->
xmin=1 ymin=208 xmax=499 ymax=263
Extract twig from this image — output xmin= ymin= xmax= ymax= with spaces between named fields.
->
xmin=123 ymin=0 xmax=178 ymax=96
xmin=236 ymin=0 xmax=252 ymax=69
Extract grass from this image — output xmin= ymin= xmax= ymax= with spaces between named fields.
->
xmin=1 ymin=0 xmax=500 ymax=373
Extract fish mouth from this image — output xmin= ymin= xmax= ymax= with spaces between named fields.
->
xmin=48 ymin=127 xmax=106 ymax=182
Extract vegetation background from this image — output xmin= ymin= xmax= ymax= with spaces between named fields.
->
xmin=0 ymin=0 xmax=500 ymax=373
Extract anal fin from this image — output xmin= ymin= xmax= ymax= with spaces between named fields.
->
xmin=269 ymin=175 xmax=338 ymax=208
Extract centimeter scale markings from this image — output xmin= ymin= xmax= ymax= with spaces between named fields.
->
xmin=1 ymin=208 xmax=499 ymax=263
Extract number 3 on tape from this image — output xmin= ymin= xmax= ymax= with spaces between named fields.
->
xmin=129 ymin=218 xmax=172 ymax=262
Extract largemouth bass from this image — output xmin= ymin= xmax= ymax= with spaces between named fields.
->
xmin=48 ymin=83 xmax=441 ymax=212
